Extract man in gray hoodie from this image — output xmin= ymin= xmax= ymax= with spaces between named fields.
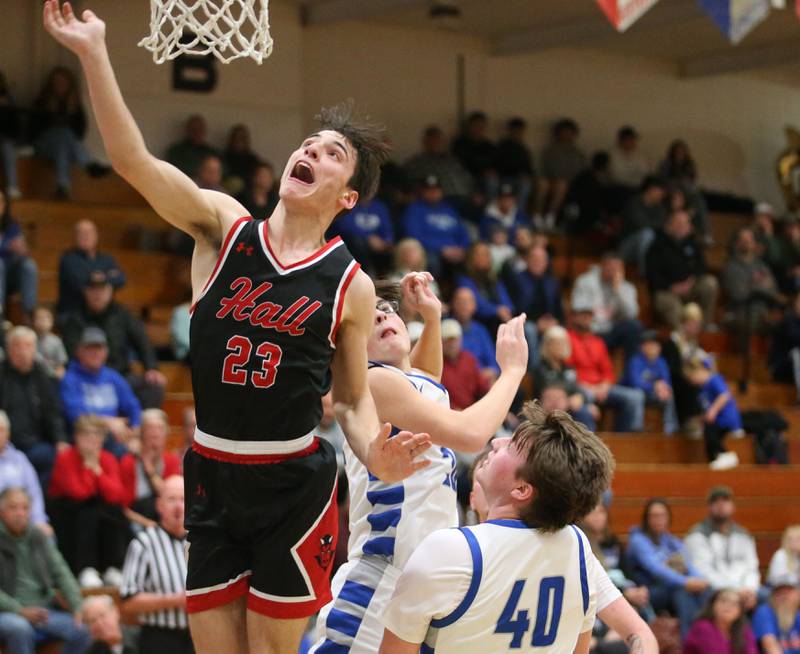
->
xmin=685 ymin=485 xmax=761 ymax=611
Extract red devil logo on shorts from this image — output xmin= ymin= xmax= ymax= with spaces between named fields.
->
xmin=315 ymin=534 xmax=334 ymax=569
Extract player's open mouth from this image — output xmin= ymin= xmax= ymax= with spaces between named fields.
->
xmin=380 ymin=327 xmax=397 ymax=339
xmin=290 ymin=161 xmax=315 ymax=185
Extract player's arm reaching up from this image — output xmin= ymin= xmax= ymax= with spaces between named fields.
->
xmin=400 ymin=272 xmax=442 ymax=380
xmin=42 ymin=1 xmax=243 ymax=247
xmin=369 ymin=311 xmax=528 ymax=453
xmin=333 ymin=271 xmax=432 ymax=482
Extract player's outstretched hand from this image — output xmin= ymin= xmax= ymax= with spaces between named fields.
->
xmin=496 ymin=313 xmax=528 ymax=378
xmin=43 ymin=0 xmax=106 ymax=57
xmin=400 ymin=272 xmax=441 ymax=322
xmin=367 ymin=422 xmax=431 ymax=483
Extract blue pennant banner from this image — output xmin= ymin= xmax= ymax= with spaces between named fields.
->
xmin=698 ymin=0 xmax=771 ymax=43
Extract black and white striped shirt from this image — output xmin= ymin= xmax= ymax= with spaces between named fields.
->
xmin=120 ymin=525 xmax=188 ymax=630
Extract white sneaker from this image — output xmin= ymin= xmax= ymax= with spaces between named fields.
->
xmin=78 ymin=567 xmax=104 ymax=589
xmin=709 ymin=451 xmax=739 ymax=471
xmin=532 ymin=214 xmax=546 ymax=232
xmin=6 ymin=187 xmax=21 ymax=200
xmin=103 ymin=567 xmax=123 ymax=587
xmin=544 ymin=213 xmax=557 ymax=232
xmin=728 ymin=429 xmax=746 ymax=440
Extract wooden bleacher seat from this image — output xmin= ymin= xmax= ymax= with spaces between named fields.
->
xmin=17 ymin=158 xmax=147 ymax=207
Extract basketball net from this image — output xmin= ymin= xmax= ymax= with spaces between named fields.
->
xmin=138 ymin=0 xmax=273 ymax=65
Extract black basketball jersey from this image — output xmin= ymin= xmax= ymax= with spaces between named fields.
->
xmin=189 ymin=217 xmax=359 ymax=442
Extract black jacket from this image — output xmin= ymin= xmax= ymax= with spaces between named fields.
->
xmin=646 ymin=229 xmax=708 ymax=293
xmin=0 ymin=361 xmax=67 ymax=449
xmin=60 ymin=302 xmax=158 ymax=375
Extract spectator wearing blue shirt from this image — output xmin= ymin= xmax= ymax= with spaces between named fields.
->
xmin=684 ymin=357 xmax=744 ymax=471
xmin=626 ymin=498 xmax=711 ymax=638
xmin=752 ymin=577 xmax=800 ymax=654
xmin=402 ymin=175 xmax=470 ymax=277
xmin=507 ymin=245 xmax=563 ymax=369
xmin=0 ymin=410 xmax=50 ymax=533
xmin=0 ymin=189 xmax=38 ymax=322
xmin=622 ymin=331 xmax=678 ymax=433
xmin=478 ymin=183 xmax=529 ymax=241
xmin=456 ymin=242 xmax=513 ymax=333
xmin=449 ymin=286 xmax=498 ymax=383
xmin=329 ymin=198 xmax=394 ymax=275
xmin=60 ymin=328 xmax=141 ymax=459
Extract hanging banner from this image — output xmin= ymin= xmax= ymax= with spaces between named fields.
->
xmin=596 ymin=0 xmax=661 ymax=32
xmin=698 ymin=0 xmax=770 ymax=43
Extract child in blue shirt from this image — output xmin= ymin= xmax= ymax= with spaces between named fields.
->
xmin=622 ymin=330 xmax=678 ymax=433
xmin=684 ymin=356 xmax=744 ymax=470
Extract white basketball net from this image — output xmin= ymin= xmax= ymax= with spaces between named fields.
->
xmin=138 ymin=0 xmax=273 ymax=65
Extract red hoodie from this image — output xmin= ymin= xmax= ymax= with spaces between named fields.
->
xmin=567 ymin=329 xmax=614 ymax=386
xmin=48 ymin=447 xmax=127 ymax=505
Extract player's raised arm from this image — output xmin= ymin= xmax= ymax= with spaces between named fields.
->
xmin=42 ymin=1 xmax=242 ymax=239
xmin=400 ymin=272 xmax=443 ymax=380
xmin=369 ymin=314 xmax=528 ymax=453
xmin=332 ymin=270 xmax=431 ymax=482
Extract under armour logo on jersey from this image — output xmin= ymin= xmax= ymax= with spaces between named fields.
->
xmin=315 ymin=534 xmax=335 ymax=569
xmin=236 ymin=242 xmax=254 ymax=256
xmin=195 ymin=484 xmax=207 ymax=498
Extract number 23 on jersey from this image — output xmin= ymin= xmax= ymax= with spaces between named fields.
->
xmin=221 ymin=335 xmax=283 ymax=388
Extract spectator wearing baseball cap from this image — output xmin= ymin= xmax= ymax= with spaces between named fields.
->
xmin=567 ymin=297 xmax=644 ymax=432
xmin=752 ymin=575 xmax=800 ymax=654
xmin=401 ymin=174 xmax=470 ymax=277
xmin=60 ymin=326 xmax=142 ymax=459
xmin=59 ymin=271 xmax=166 ymax=409
xmin=479 ymin=182 xmax=530 ymax=242
xmin=57 ymin=219 xmax=126 ymax=318
xmin=685 ymin=486 xmax=761 ymax=612
xmin=440 ymin=318 xmax=488 ymax=411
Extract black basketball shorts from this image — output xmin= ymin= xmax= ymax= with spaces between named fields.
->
xmin=183 ymin=437 xmax=339 ymax=618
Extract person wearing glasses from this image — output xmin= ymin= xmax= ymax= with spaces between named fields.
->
xmin=311 ymin=273 xmax=528 ymax=653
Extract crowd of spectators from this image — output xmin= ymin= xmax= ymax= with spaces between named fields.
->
xmin=4 ymin=65 xmax=800 ymax=653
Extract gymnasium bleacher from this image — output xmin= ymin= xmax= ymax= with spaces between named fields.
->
xmin=12 ymin=153 xmax=798 ymax=590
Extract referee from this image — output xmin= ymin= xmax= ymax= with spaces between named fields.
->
xmin=120 ymin=475 xmax=193 ymax=653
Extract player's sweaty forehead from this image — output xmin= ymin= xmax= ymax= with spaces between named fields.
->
xmin=302 ymin=130 xmax=357 ymax=162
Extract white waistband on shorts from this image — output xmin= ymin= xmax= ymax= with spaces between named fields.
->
xmin=193 ymin=427 xmax=315 ymax=456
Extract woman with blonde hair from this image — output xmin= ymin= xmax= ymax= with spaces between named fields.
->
xmin=752 ymin=577 xmax=800 ymax=654
xmin=533 ymin=325 xmax=598 ymax=429
xmin=390 ymin=238 xmax=440 ymax=302
xmin=661 ymin=302 xmax=709 ymax=433
xmin=769 ymin=526 xmax=800 ymax=587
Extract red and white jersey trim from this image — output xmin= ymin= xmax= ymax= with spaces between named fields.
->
xmin=186 ymin=570 xmax=252 ymax=598
xmin=189 ymin=216 xmax=252 ymax=316
xmin=259 ymin=219 xmax=344 ymax=275
xmin=328 ymin=260 xmax=361 ymax=348
xmin=193 ymin=427 xmax=314 ymax=456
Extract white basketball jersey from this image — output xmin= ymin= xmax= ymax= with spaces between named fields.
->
xmin=344 ymin=363 xmax=459 ymax=571
xmin=420 ymin=521 xmax=596 ymax=653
